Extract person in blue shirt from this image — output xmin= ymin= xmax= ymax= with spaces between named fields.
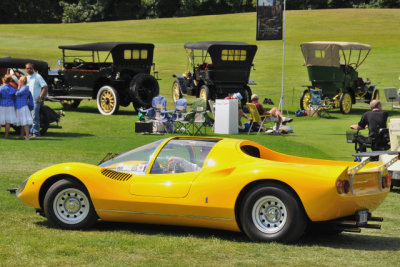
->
xmin=0 ymin=74 xmax=17 ymax=138
xmin=15 ymin=75 xmax=33 ymax=140
xmin=26 ymin=63 xmax=47 ymax=137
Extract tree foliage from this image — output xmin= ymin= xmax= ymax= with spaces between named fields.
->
xmin=1 ymin=0 xmax=399 ymax=24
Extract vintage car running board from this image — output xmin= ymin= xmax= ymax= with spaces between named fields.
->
xmin=349 ymin=151 xmax=399 ymax=194
xmin=47 ymin=96 xmax=92 ymax=100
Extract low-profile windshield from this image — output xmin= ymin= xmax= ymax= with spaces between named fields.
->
xmin=99 ymin=139 xmax=166 ymax=174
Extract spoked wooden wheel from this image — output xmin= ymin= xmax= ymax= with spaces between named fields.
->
xmin=96 ymin=85 xmax=120 ymax=115
xmin=199 ymin=85 xmax=210 ymax=103
xmin=340 ymin=92 xmax=352 ymax=114
xmin=300 ymin=89 xmax=311 ymax=110
xmin=172 ymin=80 xmax=182 ymax=102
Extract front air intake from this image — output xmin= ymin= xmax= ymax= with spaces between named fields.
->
xmin=101 ymin=168 xmax=132 ymax=181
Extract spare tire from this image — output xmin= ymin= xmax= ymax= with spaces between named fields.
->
xmin=130 ymin=73 xmax=159 ymax=109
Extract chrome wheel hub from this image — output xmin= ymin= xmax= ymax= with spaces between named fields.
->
xmin=252 ymin=196 xmax=287 ymax=234
xmin=53 ymin=188 xmax=90 ymax=224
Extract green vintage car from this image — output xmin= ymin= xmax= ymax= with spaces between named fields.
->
xmin=299 ymin=41 xmax=379 ymax=114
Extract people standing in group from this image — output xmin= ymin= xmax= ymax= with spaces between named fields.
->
xmin=25 ymin=63 xmax=47 ymax=138
xmin=15 ymin=75 xmax=33 ymax=140
xmin=0 ymin=74 xmax=17 ymax=138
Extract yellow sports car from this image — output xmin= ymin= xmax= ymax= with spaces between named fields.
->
xmin=9 ymin=137 xmax=394 ymax=243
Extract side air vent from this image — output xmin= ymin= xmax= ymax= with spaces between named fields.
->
xmin=101 ymin=168 xmax=132 ymax=181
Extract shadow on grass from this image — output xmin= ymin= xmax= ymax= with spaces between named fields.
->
xmin=64 ymin=106 xmax=137 ymax=116
xmin=36 ymin=220 xmax=400 ymax=249
xmin=300 ymin=233 xmax=400 ymax=251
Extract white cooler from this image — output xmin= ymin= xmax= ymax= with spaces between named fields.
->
xmin=214 ymin=99 xmax=238 ymax=134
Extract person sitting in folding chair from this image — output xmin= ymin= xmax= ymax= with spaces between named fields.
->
xmin=251 ymin=94 xmax=292 ymax=134
xmin=350 ymin=100 xmax=389 ymax=152
xmin=224 ymin=92 xmax=250 ymax=130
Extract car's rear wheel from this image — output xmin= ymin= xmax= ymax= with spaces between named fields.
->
xmin=130 ymin=73 xmax=159 ymax=109
xmin=43 ymin=179 xmax=97 ymax=229
xmin=300 ymin=89 xmax=311 ymax=110
xmin=172 ymin=80 xmax=182 ymax=103
xmin=242 ymin=86 xmax=252 ymax=107
xmin=240 ymin=183 xmax=307 ymax=243
xmin=340 ymin=92 xmax=352 ymax=114
xmin=96 ymin=85 xmax=120 ymax=115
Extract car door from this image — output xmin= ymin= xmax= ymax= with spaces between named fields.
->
xmin=129 ymin=139 xmax=214 ymax=198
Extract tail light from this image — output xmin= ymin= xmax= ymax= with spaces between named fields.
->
xmin=381 ymin=175 xmax=391 ymax=189
xmin=337 ymin=179 xmax=350 ymax=194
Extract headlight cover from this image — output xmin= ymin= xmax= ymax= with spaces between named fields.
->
xmin=16 ymin=177 xmax=29 ymax=198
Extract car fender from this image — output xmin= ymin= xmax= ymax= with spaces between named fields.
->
xmin=18 ymin=162 xmax=131 ymax=209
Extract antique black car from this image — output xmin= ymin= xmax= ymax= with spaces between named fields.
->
xmin=47 ymin=42 xmax=160 ymax=115
xmin=172 ymin=41 xmax=257 ymax=105
xmin=0 ymin=57 xmax=62 ymax=135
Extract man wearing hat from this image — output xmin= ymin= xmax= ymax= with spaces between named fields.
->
xmin=224 ymin=92 xmax=250 ymax=130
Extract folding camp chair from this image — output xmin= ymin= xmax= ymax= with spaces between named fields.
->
xmin=172 ymin=98 xmax=190 ymax=134
xmin=184 ymin=98 xmax=212 ymax=136
xmin=138 ymin=95 xmax=174 ymax=133
xmin=246 ymin=103 xmax=276 ymax=135
xmin=309 ymin=89 xmax=331 ymax=117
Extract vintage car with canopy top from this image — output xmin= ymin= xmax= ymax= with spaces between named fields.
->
xmin=172 ymin=41 xmax=257 ymax=106
xmin=299 ymin=41 xmax=379 ymax=114
xmin=47 ymin=42 xmax=160 ymax=115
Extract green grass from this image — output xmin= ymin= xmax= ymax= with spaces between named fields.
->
xmin=1 ymin=9 xmax=400 ymax=266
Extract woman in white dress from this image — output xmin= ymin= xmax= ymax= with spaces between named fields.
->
xmin=0 ymin=74 xmax=17 ymax=138
xmin=15 ymin=75 xmax=33 ymax=140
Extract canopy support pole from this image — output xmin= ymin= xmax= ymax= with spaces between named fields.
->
xmin=279 ymin=0 xmax=289 ymax=118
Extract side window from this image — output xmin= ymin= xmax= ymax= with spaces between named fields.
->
xmin=150 ymin=141 xmax=195 ymax=174
xmin=141 ymin=49 xmax=148 ymax=59
xmin=150 ymin=140 xmax=215 ymax=174
xmin=124 ymin=50 xmax=132 ymax=60
xmin=314 ymin=49 xmax=325 ymax=59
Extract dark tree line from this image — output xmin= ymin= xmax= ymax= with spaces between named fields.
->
xmin=0 ymin=0 xmax=399 ymax=24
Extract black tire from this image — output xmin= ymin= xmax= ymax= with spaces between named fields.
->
xmin=172 ymin=80 xmax=182 ymax=103
xmin=40 ymin=108 xmax=49 ymax=135
xmin=96 ymin=85 xmax=120 ymax=115
xmin=240 ymin=183 xmax=307 ymax=243
xmin=242 ymin=86 xmax=252 ymax=107
xmin=300 ymin=89 xmax=310 ymax=110
xmin=339 ymin=92 xmax=352 ymax=114
xmin=130 ymin=73 xmax=159 ymax=109
xmin=61 ymin=100 xmax=81 ymax=110
xmin=44 ymin=179 xmax=97 ymax=229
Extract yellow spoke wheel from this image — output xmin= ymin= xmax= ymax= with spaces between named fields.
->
xmin=340 ymin=92 xmax=352 ymax=114
xmin=96 ymin=85 xmax=120 ymax=115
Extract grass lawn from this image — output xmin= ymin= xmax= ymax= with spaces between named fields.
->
xmin=1 ymin=8 xmax=400 ymax=266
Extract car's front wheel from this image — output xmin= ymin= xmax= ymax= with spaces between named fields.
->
xmin=96 ymin=85 xmax=120 ymax=115
xmin=43 ymin=179 xmax=97 ymax=229
xmin=240 ymin=183 xmax=307 ymax=243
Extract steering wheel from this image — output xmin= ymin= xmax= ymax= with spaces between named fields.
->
xmin=73 ymin=58 xmax=85 ymax=63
